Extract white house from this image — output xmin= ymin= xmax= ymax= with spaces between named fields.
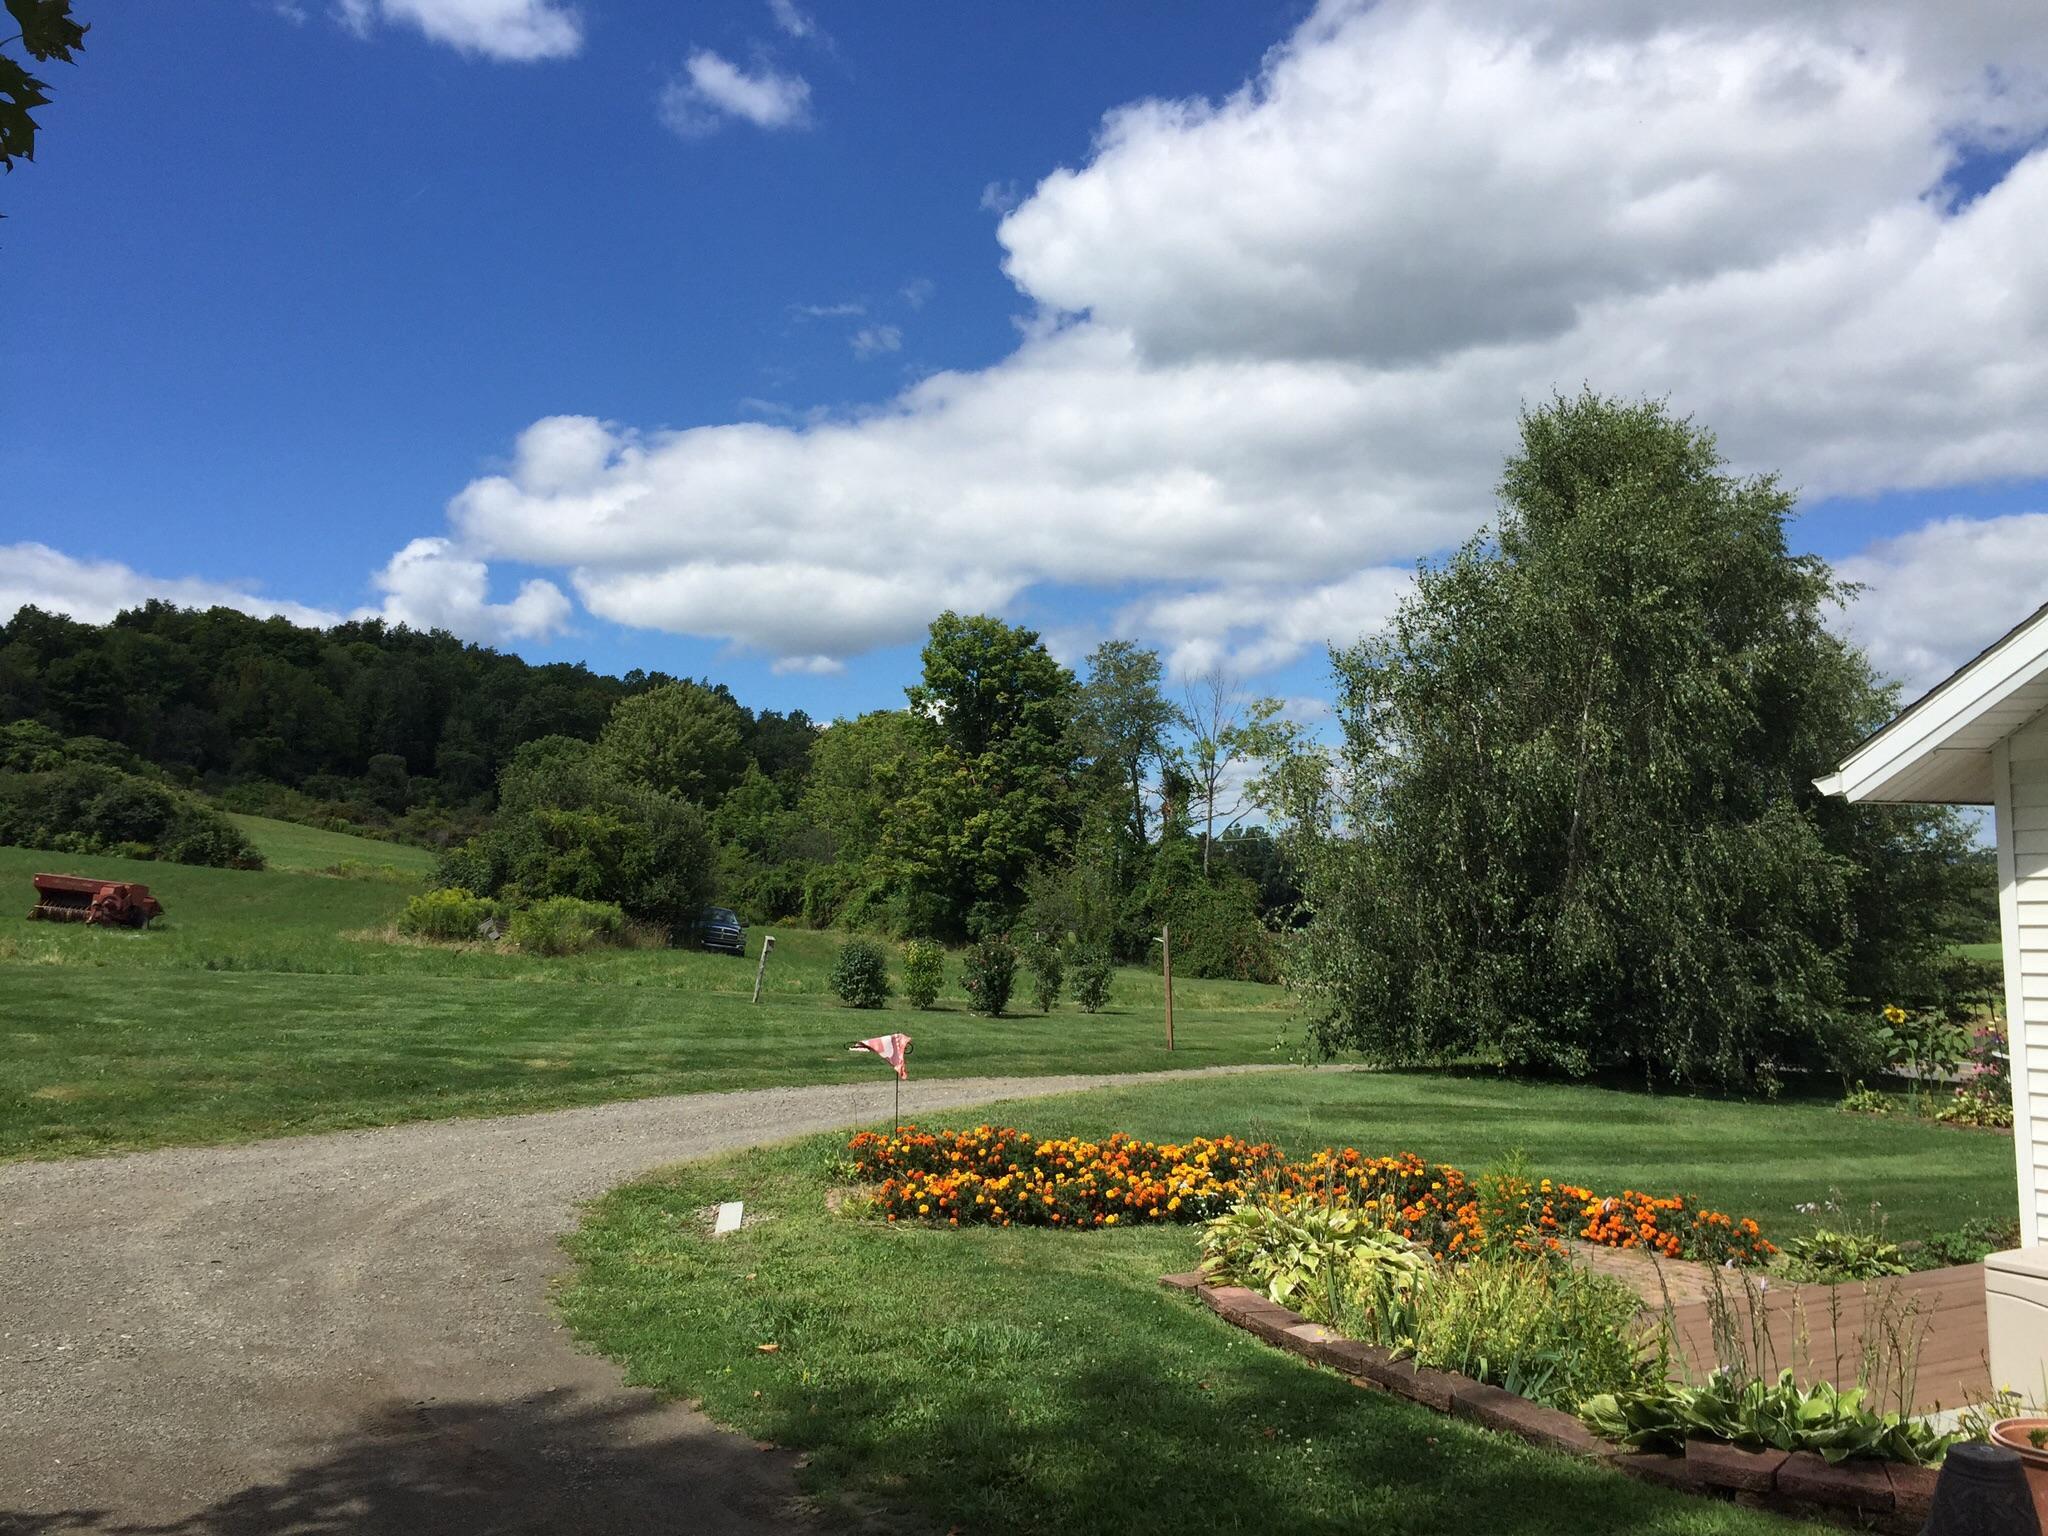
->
xmin=1817 ymin=599 xmax=2048 ymax=1398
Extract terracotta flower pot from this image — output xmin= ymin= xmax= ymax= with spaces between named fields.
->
xmin=1989 ymin=1416 xmax=2048 ymax=1469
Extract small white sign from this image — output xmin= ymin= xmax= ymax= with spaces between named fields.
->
xmin=713 ymin=1201 xmax=744 ymax=1236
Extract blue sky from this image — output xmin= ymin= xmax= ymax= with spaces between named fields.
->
xmin=4 ymin=0 xmax=2046 ymax=721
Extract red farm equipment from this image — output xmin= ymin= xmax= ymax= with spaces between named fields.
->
xmin=29 ymin=873 xmax=164 ymax=929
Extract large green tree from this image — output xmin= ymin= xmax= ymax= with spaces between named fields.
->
xmin=878 ymin=612 xmax=1078 ymax=938
xmin=594 ymin=680 xmax=746 ymax=808
xmin=1290 ymin=391 xmax=1976 ymax=1088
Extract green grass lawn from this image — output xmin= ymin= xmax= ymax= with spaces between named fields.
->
xmin=0 ymin=835 xmax=1299 ymax=1160
xmin=559 ymin=1067 xmax=2009 ymax=1535
xmin=227 ymin=812 xmax=440 ymax=877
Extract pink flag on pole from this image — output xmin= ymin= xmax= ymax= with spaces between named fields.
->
xmin=851 ymin=1032 xmax=911 ymax=1080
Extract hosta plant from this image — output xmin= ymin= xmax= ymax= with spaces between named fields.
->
xmin=1580 ymin=1369 xmax=1955 ymax=1466
xmin=1780 ymin=1229 xmax=1910 ymax=1283
xmin=1200 ymin=1201 xmax=1427 ymax=1311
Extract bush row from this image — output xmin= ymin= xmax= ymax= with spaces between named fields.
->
xmin=0 ymin=763 xmax=262 ymax=870
xmin=830 ymin=935 xmax=1115 ymax=1015
xmin=397 ymin=886 xmax=630 ymax=956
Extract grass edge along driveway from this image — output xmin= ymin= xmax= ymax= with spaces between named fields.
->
xmin=552 ymin=1071 xmax=1973 ymax=1535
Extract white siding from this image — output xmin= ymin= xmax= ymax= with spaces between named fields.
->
xmin=2001 ymin=714 xmax=2048 ymax=1244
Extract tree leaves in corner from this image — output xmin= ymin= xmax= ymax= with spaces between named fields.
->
xmin=2 ymin=0 xmax=88 ymax=175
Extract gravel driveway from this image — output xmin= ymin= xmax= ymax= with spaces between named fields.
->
xmin=1 ymin=1066 xmax=1297 ymax=1535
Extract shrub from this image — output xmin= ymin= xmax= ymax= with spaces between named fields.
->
xmin=1070 ymin=948 xmax=1113 ymax=1012
xmin=508 ymin=896 xmax=627 ymax=956
xmin=1199 ymin=1201 xmax=1426 ymax=1310
xmin=399 ymin=886 xmax=503 ymax=943
xmin=831 ymin=937 xmax=893 ymax=1009
xmin=1026 ymin=940 xmax=1064 ymax=1013
xmin=961 ymin=935 xmax=1017 ymax=1017
xmin=1838 ymin=1084 xmax=1893 ymax=1116
xmin=1339 ymin=1253 xmax=1653 ymax=1411
xmin=1933 ymin=1082 xmax=2013 ymax=1128
xmin=902 ymin=940 xmax=944 ymax=1010
xmin=1780 ymin=1229 xmax=1910 ymax=1282
xmin=1154 ymin=874 xmax=1281 ymax=983
xmin=0 ymin=764 xmax=262 ymax=870
xmin=1914 ymin=1218 xmax=2021 ymax=1269
xmin=458 ymin=737 xmax=713 ymax=937
xmin=1581 ymin=1370 xmax=1955 ymax=1466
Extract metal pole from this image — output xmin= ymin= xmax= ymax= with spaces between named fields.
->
xmin=751 ymin=934 xmax=775 ymax=1004
xmin=1162 ymin=922 xmax=1174 ymax=1053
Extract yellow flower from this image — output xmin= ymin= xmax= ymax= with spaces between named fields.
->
xmin=1883 ymin=1004 xmax=1908 ymax=1025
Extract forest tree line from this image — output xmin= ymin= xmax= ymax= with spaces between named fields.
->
xmin=0 ymin=599 xmax=1292 ymax=976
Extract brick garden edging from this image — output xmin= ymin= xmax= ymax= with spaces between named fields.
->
xmin=1161 ymin=1272 xmax=1940 ymax=1534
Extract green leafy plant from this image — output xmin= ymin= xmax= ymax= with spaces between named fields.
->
xmin=1580 ymin=1369 xmax=1955 ymax=1466
xmin=397 ymin=886 xmax=504 ymax=943
xmin=1933 ymin=1080 xmax=2012 ymax=1129
xmin=1473 ymin=1150 xmax=1540 ymax=1256
xmin=830 ymin=937 xmax=893 ymax=1009
xmin=901 ymin=940 xmax=945 ymax=1010
xmin=1913 ymin=1218 xmax=2020 ymax=1270
xmin=1069 ymin=947 xmax=1113 ymax=1012
xmin=0 ymin=763 xmax=263 ymax=870
xmin=1026 ymin=939 xmax=1064 ymax=1013
xmin=508 ymin=895 xmax=627 ymax=957
xmin=1875 ymin=1004 xmax=1969 ymax=1113
xmin=961 ymin=935 xmax=1017 ymax=1017
xmin=1838 ymin=1084 xmax=1893 ymax=1116
xmin=1199 ymin=1201 xmax=1426 ymax=1311
xmin=1781 ymin=1228 xmax=1910 ymax=1283
xmin=1337 ymin=1253 xmax=1654 ymax=1411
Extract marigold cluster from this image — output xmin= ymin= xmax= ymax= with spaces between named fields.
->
xmin=847 ymin=1125 xmax=1774 ymax=1264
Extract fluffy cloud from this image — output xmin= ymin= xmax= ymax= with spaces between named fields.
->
xmin=1128 ymin=568 xmax=1415 ymax=678
xmin=333 ymin=0 xmax=581 ymax=61
xmin=1 ymin=543 xmax=346 ymax=630
xmin=364 ymin=537 xmax=572 ymax=643
xmin=390 ymin=0 xmax=2048 ymax=676
xmin=660 ymin=51 xmax=811 ymax=137
xmin=1833 ymin=513 xmax=2048 ymax=694
xmin=0 ymin=540 xmax=570 ymax=649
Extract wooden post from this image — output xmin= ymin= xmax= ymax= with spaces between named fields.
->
xmin=1161 ymin=922 xmax=1174 ymax=1053
xmin=751 ymin=934 xmax=776 ymax=1004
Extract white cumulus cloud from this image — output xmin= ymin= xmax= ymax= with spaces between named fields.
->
xmin=660 ymin=50 xmax=812 ymax=137
xmin=0 ymin=540 xmax=572 ymax=650
xmin=0 ymin=543 xmax=347 ymax=630
xmin=348 ymin=0 xmax=2048 ymax=677
xmin=1833 ymin=513 xmax=2048 ymax=694
xmin=364 ymin=537 xmax=573 ymax=643
xmin=334 ymin=0 xmax=581 ymax=60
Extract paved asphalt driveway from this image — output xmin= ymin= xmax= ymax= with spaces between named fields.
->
xmin=1 ymin=1067 xmax=1294 ymax=1535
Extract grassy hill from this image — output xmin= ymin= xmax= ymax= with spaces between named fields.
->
xmin=0 ymin=828 xmax=1303 ymax=1161
xmin=227 ymin=813 xmax=439 ymax=878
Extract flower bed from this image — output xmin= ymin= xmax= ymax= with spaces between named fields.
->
xmin=846 ymin=1125 xmax=1774 ymax=1263
xmin=1171 ymin=1273 xmax=1941 ymax=1534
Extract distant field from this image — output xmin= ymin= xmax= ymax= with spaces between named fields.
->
xmin=0 ymin=832 xmax=1304 ymax=1161
xmin=1957 ymin=940 xmax=2003 ymax=968
xmin=227 ymin=813 xmax=439 ymax=878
